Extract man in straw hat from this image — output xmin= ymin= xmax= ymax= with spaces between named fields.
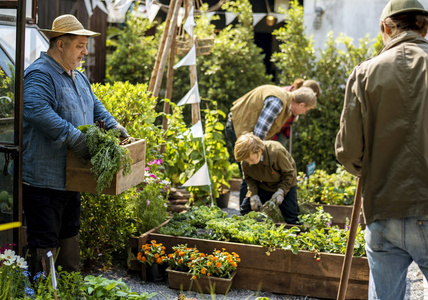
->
xmin=22 ymin=14 xmax=131 ymax=275
xmin=335 ymin=0 xmax=428 ymax=298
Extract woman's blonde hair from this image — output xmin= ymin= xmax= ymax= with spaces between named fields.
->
xmin=291 ymin=86 xmax=317 ymax=108
xmin=234 ymin=132 xmax=264 ymax=162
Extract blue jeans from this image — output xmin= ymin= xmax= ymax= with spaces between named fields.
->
xmin=365 ymin=217 xmax=428 ymax=300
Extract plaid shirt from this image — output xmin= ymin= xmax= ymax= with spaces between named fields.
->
xmin=253 ymin=96 xmax=283 ymax=140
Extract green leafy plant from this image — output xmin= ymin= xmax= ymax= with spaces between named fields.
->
xmin=159 ymin=206 xmax=366 ymax=257
xmin=184 ymin=105 xmax=231 ymax=203
xmin=0 ymin=190 xmax=13 ymax=212
xmin=228 ymin=163 xmax=241 ymax=179
xmin=297 ymin=165 xmax=357 ymax=205
xmin=83 ymin=274 xmax=156 ymax=299
xmin=80 ymin=191 xmax=137 ymax=268
xmin=0 ymin=68 xmax=14 ymax=118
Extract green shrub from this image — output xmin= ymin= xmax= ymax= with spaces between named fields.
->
xmin=297 ymin=165 xmax=357 ymax=205
xmin=0 ymin=68 xmax=14 ymax=118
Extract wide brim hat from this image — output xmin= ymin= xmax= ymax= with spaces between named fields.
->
xmin=381 ymin=0 xmax=428 ymax=21
xmin=40 ymin=14 xmax=100 ymax=39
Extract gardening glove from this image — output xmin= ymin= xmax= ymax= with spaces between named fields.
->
xmin=250 ymin=195 xmax=262 ymax=211
xmin=110 ymin=124 xmax=135 ymax=144
xmin=271 ymin=189 xmax=285 ymax=205
xmin=70 ymin=132 xmax=90 ymax=164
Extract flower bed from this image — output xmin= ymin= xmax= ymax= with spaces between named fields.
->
xmin=128 ymin=207 xmax=369 ymax=299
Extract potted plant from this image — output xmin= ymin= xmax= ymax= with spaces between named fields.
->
xmin=136 ymin=240 xmax=168 ymax=282
xmin=166 ymin=245 xmax=240 ymax=294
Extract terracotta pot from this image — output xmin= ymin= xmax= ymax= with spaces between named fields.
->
xmin=166 ymin=266 xmax=236 ymax=294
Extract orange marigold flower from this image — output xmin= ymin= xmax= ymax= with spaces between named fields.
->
xmin=232 ymin=262 xmax=237 ymax=267
xmin=207 ymin=273 xmax=211 ymax=276
xmin=151 ymin=240 xmax=157 ymax=244
xmin=207 ymin=261 xmax=212 ymax=266
xmin=157 ymin=258 xmax=162 ymax=264
xmin=178 ymin=259 xmax=182 ymax=264
xmin=215 ymin=262 xmax=222 ymax=268
xmin=145 ymin=251 xmax=149 ymax=255
xmin=168 ymin=254 xmax=173 ymax=259
xmin=142 ymin=257 xmax=146 ymax=262
xmin=191 ymin=275 xmax=197 ymax=280
xmin=201 ymin=268 xmax=206 ymax=274
xmin=161 ymin=250 xmax=165 ymax=255
xmin=179 ymin=251 xmax=185 ymax=257
xmin=199 ymin=253 xmax=205 ymax=257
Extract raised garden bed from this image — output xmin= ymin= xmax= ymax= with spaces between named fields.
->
xmin=129 ymin=220 xmax=369 ymax=300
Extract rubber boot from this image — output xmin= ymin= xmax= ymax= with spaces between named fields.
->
xmin=56 ymin=235 xmax=80 ymax=272
xmin=27 ymin=247 xmax=57 ymax=279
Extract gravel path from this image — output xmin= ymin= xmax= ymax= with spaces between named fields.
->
xmin=83 ymin=191 xmax=426 ymax=299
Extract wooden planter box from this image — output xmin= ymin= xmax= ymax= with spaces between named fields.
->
xmin=129 ymin=221 xmax=369 ymax=300
xmin=66 ymin=139 xmax=146 ymax=195
xmin=166 ymin=266 xmax=235 ymax=294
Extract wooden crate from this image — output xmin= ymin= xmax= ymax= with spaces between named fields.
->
xmin=129 ymin=221 xmax=369 ymax=300
xmin=66 ymin=139 xmax=146 ymax=195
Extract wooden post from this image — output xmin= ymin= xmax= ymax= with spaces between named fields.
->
xmin=152 ymin=0 xmax=183 ymax=98
xmin=160 ymin=20 xmax=178 ymax=154
xmin=148 ymin=0 xmax=177 ymax=93
xmin=337 ymin=177 xmax=363 ymax=300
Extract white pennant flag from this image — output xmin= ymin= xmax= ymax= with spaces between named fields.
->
xmin=189 ymin=120 xmax=204 ymax=138
xmin=47 ymin=251 xmax=57 ymax=290
xmin=182 ymin=163 xmax=211 ymax=187
xmin=148 ymin=3 xmax=161 ymax=23
xmin=183 ymin=7 xmax=195 ymax=37
xmin=225 ymin=12 xmax=237 ymax=25
xmin=84 ymin=0 xmax=93 ymax=16
xmin=174 ymin=44 xmax=196 ymax=68
xmin=177 ymin=83 xmax=200 ymax=106
xmin=252 ymin=13 xmax=266 ymax=26
xmin=206 ymin=12 xmax=216 ymax=22
xmin=93 ymin=0 xmax=109 ymax=14
xmin=177 ymin=7 xmax=186 ymax=25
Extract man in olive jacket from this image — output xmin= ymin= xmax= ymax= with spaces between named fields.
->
xmin=335 ymin=0 xmax=428 ymax=298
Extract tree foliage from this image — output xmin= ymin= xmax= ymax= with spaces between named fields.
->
xmin=272 ymin=0 xmax=377 ymax=173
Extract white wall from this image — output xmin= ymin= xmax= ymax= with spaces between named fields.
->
xmin=303 ymin=0 xmax=428 ymax=51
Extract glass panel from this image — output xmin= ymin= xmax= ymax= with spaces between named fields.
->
xmin=0 ymin=23 xmax=49 ymax=69
xmin=0 ymin=16 xmax=15 ymax=144
xmin=0 ymin=1 xmax=34 ymax=20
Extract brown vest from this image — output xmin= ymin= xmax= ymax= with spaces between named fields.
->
xmin=231 ymin=85 xmax=293 ymax=139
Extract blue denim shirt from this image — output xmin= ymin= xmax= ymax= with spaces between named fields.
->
xmin=22 ymin=52 xmax=118 ymax=190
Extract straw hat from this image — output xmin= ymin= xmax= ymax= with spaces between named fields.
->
xmin=40 ymin=14 xmax=100 ymax=39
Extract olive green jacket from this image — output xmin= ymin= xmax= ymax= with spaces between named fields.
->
xmin=242 ymin=141 xmax=297 ymax=197
xmin=231 ymin=85 xmax=293 ymax=139
xmin=335 ymin=31 xmax=428 ymax=224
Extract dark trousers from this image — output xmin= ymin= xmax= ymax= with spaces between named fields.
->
xmin=240 ymin=186 xmax=300 ymax=224
xmin=225 ymin=118 xmax=248 ymax=206
xmin=23 ymin=185 xmax=81 ymax=249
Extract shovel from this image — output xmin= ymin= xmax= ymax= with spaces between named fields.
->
xmin=337 ymin=177 xmax=363 ymax=300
